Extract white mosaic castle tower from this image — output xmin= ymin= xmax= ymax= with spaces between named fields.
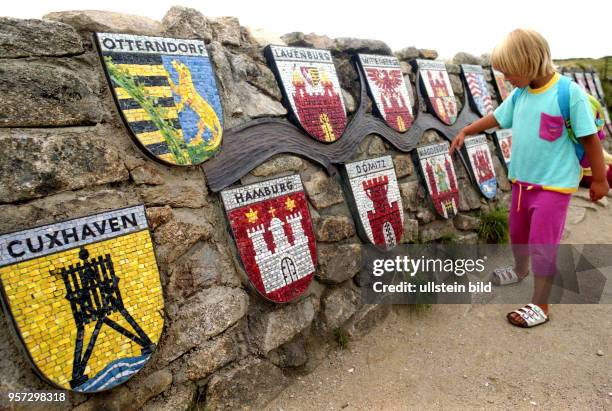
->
xmin=247 ymin=212 xmax=314 ymax=293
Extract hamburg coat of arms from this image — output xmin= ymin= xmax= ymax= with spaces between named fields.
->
xmin=356 ymin=54 xmax=414 ymax=132
xmin=417 ymin=60 xmax=458 ymax=125
xmin=492 ymin=69 xmax=512 ymax=101
xmin=461 ymin=64 xmax=494 ymax=117
xmin=416 ymin=142 xmax=460 ymax=219
xmin=464 ymin=135 xmax=497 ymax=199
xmin=0 ymin=205 xmax=164 ymax=392
xmin=221 ymin=175 xmax=317 ymax=303
xmin=343 ymin=156 xmax=404 ymax=248
xmin=96 ymin=33 xmax=223 ymax=166
xmin=265 ymin=45 xmax=347 ymax=143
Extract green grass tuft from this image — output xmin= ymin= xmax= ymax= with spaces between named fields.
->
xmin=478 ymin=206 xmax=509 ymax=244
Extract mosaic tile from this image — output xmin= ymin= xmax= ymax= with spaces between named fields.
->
xmin=584 ymin=72 xmax=601 ymax=100
xmin=493 ymin=129 xmax=512 ymax=168
xmin=592 ymin=72 xmax=606 ymax=101
xmin=221 ymin=175 xmax=316 ymax=303
xmin=416 ymin=142 xmax=459 ymax=219
xmin=265 ymin=45 xmax=347 ymax=142
xmin=416 ymin=60 xmax=457 ymax=125
xmin=464 ymin=135 xmax=497 ymax=199
xmin=0 ymin=205 xmax=163 ymax=392
xmin=492 ymin=69 xmax=513 ymax=101
xmin=357 ymin=54 xmax=414 ymax=132
xmin=344 ymin=156 xmax=403 ymax=248
xmin=574 ymin=72 xmax=589 ymax=93
xmin=96 ymin=33 xmax=223 ymax=166
xmin=462 ymin=64 xmax=494 ymax=117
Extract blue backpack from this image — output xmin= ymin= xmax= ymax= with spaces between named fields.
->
xmin=511 ymin=75 xmax=606 ymax=167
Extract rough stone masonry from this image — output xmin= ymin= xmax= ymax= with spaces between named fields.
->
xmin=0 ymin=5 xmax=553 ymax=410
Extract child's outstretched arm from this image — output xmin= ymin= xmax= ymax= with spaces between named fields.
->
xmin=581 ymin=134 xmax=610 ymax=201
xmin=449 ymin=113 xmax=500 ymax=154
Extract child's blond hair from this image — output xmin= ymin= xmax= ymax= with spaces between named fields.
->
xmin=491 ymin=29 xmax=555 ymax=79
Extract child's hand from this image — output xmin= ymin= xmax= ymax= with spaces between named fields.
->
xmin=449 ymin=131 xmax=466 ymax=154
xmin=590 ymin=179 xmax=610 ymax=202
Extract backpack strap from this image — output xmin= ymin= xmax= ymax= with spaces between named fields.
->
xmin=557 ymin=75 xmax=572 ymax=130
xmin=511 ymin=87 xmax=524 ymax=105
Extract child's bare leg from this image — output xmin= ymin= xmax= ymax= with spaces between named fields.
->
xmin=513 ymin=253 xmax=529 ymax=277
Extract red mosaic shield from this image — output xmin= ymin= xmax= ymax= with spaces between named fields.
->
xmin=416 ymin=142 xmax=460 ymax=219
xmin=417 ymin=60 xmax=458 ymax=125
xmin=221 ymin=175 xmax=316 ymax=303
xmin=265 ymin=45 xmax=347 ymax=143
xmin=357 ymin=54 xmax=414 ymax=132
xmin=344 ymin=156 xmax=404 ymax=248
xmin=492 ymin=69 xmax=512 ymax=101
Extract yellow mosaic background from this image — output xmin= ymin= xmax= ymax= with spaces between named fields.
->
xmin=0 ymin=229 xmax=164 ymax=389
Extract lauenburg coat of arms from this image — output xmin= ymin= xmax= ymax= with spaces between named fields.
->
xmin=0 ymin=205 xmax=164 ymax=392
xmin=96 ymin=33 xmax=223 ymax=166
xmin=265 ymin=45 xmax=347 ymax=143
xmin=221 ymin=175 xmax=317 ymax=303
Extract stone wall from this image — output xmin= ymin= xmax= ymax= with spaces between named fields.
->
xmin=0 ymin=7 xmax=517 ymax=410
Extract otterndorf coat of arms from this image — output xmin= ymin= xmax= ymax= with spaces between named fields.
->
xmin=265 ymin=45 xmax=347 ymax=143
xmin=221 ymin=175 xmax=317 ymax=302
xmin=343 ymin=156 xmax=404 ymax=248
xmin=417 ymin=60 xmax=458 ymax=125
xmin=0 ymin=205 xmax=163 ymax=392
xmin=96 ymin=33 xmax=223 ymax=166
xmin=357 ymin=54 xmax=414 ymax=132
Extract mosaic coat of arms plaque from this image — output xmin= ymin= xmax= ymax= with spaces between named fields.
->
xmin=221 ymin=175 xmax=316 ymax=303
xmin=265 ymin=45 xmax=347 ymax=143
xmin=464 ymin=135 xmax=497 ymax=199
xmin=574 ymin=72 xmax=588 ymax=92
xmin=357 ymin=54 xmax=414 ymax=132
xmin=493 ymin=129 xmax=512 ymax=168
xmin=492 ymin=69 xmax=512 ymax=101
xmin=96 ymin=33 xmax=223 ymax=166
xmin=0 ymin=205 xmax=163 ymax=392
xmin=462 ymin=64 xmax=494 ymax=117
xmin=417 ymin=60 xmax=458 ymax=125
xmin=344 ymin=156 xmax=404 ymax=248
xmin=584 ymin=72 xmax=601 ymax=100
xmin=416 ymin=142 xmax=459 ymax=219
xmin=592 ymin=72 xmax=606 ymax=101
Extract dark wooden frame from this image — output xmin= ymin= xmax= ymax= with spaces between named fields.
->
xmin=202 ymin=58 xmax=479 ymax=192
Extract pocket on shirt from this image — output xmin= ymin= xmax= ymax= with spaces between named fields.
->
xmin=538 ymin=112 xmax=565 ymax=142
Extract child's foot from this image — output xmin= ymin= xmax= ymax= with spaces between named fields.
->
xmin=507 ymin=303 xmax=549 ymax=328
xmin=490 ymin=266 xmax=529 ymax=286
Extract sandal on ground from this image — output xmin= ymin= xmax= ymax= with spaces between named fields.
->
xmin=507 ymin=303 xmax=549 ymax=328
xmin=490 ymin=266 xmax=528 ymax=286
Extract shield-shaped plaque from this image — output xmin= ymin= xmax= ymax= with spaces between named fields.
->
xmin=592 ymin=72 xmax=606 ymax=101
xmin=357 ymin=54 xmax=414 ymax=132
xmin=221 ymin=175 xmax=316 ymax=303
xmin=461 ymin=64 xmax=494 ymax=117
xmin=492 ymin=69 xmax=512 ymax=101
xmin=584 ymin=72 xmax=601 ymax=100
xmin=417 ymin=60 xmax=458 ymax=125
xmin=96 ymin=33 xmax=223 ymax=166
xmin=416 ymin=142 xmax=460 ymax=219
xmin=574 ymin=72 xmax=588 ymax=92
xmin=265 ymin=45 xmax=347 ymax=142
xmin=493 ymin=129 xmax=512 ymax=170
xmin=0 ymin=205 xmax=163 ymax=392
xmin=343 ymin=156 xmax=404 ymax=248
xmin=561 ymin=71 xmax=574 ymax=80
xmin=464 ymin=135 xmax=497 ymax=199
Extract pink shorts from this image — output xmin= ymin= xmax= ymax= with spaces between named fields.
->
xmin=509 ymin=182 xmax=571 ymax=276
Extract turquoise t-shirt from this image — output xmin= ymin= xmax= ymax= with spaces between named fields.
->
xmin=494 ymin=73 xmax=597 ymax=192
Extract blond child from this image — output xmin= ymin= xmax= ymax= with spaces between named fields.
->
xmin=450 ymin=28 xmax=609 ymax=327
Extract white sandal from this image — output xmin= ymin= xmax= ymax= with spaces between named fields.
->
xmin=491 ymin=266 xmax=526 ymax=286
xmin=507 ymin=303 xmax=549 ymax=328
